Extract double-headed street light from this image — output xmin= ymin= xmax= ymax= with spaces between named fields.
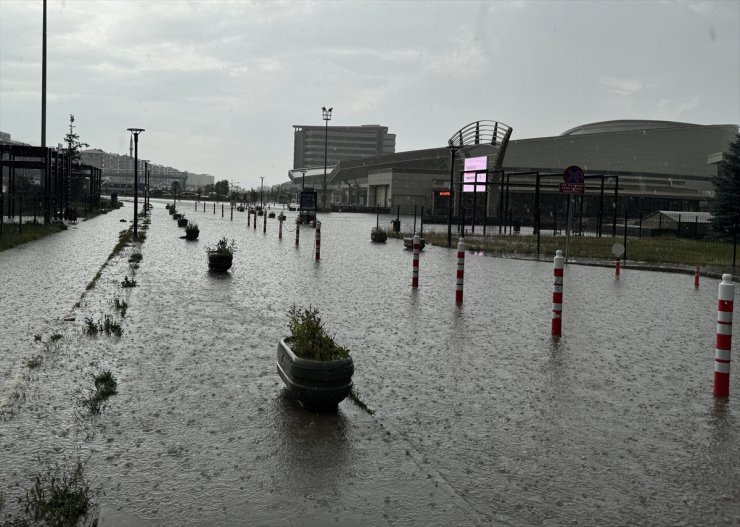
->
xmin=322 ymin=106 xmax=332 ymax=211
xmin=127 ymin=128 xmax=145 ymax=237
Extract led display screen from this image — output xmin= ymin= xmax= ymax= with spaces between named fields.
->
xmin=463 ymin=156 xmax=487 ymax=192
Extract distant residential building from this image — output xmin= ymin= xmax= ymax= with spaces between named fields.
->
xmin=0 ymin=131 xmax=29 ymax=146
xmin=186 ymin=172 xmax=215 ymax=188
xmin=293 ymin=124 xmax=395 ymax=170
xmin=80 ymin=148 xmax=213 ymax=192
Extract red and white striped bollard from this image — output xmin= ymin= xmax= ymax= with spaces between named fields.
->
xmin=615 ymin=257 xmax=620 ymax=277
xmin=412 ymin=234 xmax=420 ymax=288
xmin=552 ymin=249 xmax=564 ymax=337
xmin=315 ymin=221 xmax=321 ymax=260
xmin=714 ymin=274 xmax=734 ymax=397
xmin=456 ymin=238 xmax=465 ymax=304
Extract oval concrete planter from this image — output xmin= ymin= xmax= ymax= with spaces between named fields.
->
xmin=371 ymin=230 xmax=387 ymax=243
xmin=208 ymin=252 xmax=233 ymax=272
xmin=276 ymin=338 xmax=353 ymax=409
xmin=403 ymin=237 xmax=425 ymax=250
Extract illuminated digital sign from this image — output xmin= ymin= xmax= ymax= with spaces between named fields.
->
xmin=463 ymin=156 xmax=487 ymax=192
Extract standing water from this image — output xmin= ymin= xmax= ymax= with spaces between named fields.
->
xmin=1 ymin=200 xmax=738 ymax=526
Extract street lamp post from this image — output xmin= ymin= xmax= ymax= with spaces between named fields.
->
xmin=260 ymin=176 xmax=265 ymax=210
xmin=127 ymin=128 xmax=145 ymax=237
xmin=322 ymin=106 xmax=332 ymax=211
xmin=144 ymin=161 xmax=149 ymax=212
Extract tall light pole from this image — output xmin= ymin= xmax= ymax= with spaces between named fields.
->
xmin=260 ymin=176 xmax=265 ymax=210
xmin=41 ymin=0 xmax=47 ymax=147
xmin=322 ymin=106 xmax=332 ymax=211
xmin=144 ymin=161 xmax=149 ymax=212
xmin=127 ymin=128 xmax=145 ymax=237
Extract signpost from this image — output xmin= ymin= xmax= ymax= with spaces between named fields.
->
xmin=559 ymin=165 xmax=585 ymax=194
xmin=560 ymin=166 xmax=585 ymax=261
xmin=300 ymin=190 xmax=318 ymax=224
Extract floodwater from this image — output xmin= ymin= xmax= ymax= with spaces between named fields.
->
xmin=1 ymin=199 xmax=738 ymax=526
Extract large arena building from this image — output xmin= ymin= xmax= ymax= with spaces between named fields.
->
xmin=289 ymin=120 xmax=737 ymax=220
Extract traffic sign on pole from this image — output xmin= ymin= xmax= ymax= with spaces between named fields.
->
xmin=559 ymin=165 xmax=585 ymax=194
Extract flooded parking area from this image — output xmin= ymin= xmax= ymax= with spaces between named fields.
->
xmin=1 ymin=199 xmax=739 ymax=526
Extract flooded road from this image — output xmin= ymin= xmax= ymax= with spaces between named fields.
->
xmin=1 ymin=199 xmax=738 ymax=526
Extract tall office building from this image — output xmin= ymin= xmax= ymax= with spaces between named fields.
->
xmin=293 ymin=124 xmax=395 ymax=170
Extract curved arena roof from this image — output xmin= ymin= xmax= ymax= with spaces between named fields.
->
xmin=560 ymin=119 xmax=698 ymax=136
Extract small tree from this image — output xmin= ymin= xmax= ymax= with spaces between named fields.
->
xmin=710 ymin=132 xmax=740 ymax=238
xmin=63 ymin=114 xmax=89 ymax=165
xmin=214 ymin=179 xmax=230 ymax=197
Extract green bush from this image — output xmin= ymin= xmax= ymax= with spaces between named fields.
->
xmin=287 ymin=306 xmax=349 ymax=361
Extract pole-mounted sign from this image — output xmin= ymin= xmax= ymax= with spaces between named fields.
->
xmin=559 ymin=165 xmax=585 ymax=194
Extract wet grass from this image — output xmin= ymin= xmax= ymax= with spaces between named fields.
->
xmin=1 ymin=458 xmax=97 ymax=527
xmin=396 ymin=231 xmax=738 ymax=268
xmin=83 ymin=317 xmax=99 ymax=336
xmin=25 ymin=344 xmax=49 ymax=369
xmin=111 ymin=297 xmax=128 ymax=317
xmin=25 ymin=356 xmax=43 ymax=370
xmin=80 ymin=370 xmax=118 ymax=415
xmin=108 ymin=228 xmax=133 ymax=261
xmin=0 ymin=223 xmax=68 ymax=252
xmin=83 ymin=316 xmax=123 ymax=337
xmin=93 ymin=371 xmax=117 ymax=399
xmin=84 ymin=225 xmax=143 ymax=293
xmin=85 ymin=269 xmax=103 ymax=291
xmin=349 ymin=389 xmax=375 ymax=415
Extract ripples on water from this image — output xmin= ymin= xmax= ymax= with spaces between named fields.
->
xmin=1 ymin=200 xmax=738 ymax=526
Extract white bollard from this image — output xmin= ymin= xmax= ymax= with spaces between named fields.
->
xmin=714 ymin=274 xmax=734 ymax=397
xmin=456 ymin=238 xmax=465 ymax=304
xmin=551 ymin=249 xmax=564 ymax=337
xmin=412 ymin=234 xmax=420 ymax=288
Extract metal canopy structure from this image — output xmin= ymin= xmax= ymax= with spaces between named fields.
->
xmin=446 ymin=120 xmax=513 ymax=246
xmin=447 ymin=120 xmax=513 ymax=168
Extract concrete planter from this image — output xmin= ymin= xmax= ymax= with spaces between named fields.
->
xmin=371 ymin=229 xmax=387 ymax=243
xmin=276 ymin=338 xmax=353 ymax=409
xmin=208 ymin=252 xmax=232 ymax=272
xmin=185 ymin=228 xmax=199 ymax=240
xmin=403 ymin=237 xmax=425 ymax=250
xmin=177 ymin=217 xmax=188 ymax=227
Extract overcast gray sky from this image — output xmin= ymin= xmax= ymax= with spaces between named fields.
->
xmin=1 ymin=0 xmax=738 ymax=189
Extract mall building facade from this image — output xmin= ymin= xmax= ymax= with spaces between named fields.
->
xmin=293 ymin=120 xmax=737 ymax=220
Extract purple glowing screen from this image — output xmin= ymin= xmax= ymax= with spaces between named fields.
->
xmin=463 ymin=156 xmax=487 ymax=192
